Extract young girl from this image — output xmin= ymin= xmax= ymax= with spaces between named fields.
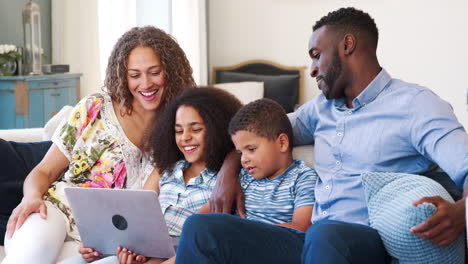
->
xmin=70 ymin=87 xmax=242 ymax=264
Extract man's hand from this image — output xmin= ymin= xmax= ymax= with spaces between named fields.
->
xmin=210 ymin=175 xmax=245 ymax=217
xmin=209 ymin=151 xmax=245 ymax=217
xmin=410 ymin=196 xmax=465 ymax=246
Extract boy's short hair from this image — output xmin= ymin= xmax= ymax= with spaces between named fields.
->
xmin=228 ymin=98 xmax=293 ymax=151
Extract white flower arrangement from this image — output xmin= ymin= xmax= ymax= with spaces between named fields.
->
xmin=0 ymin=44 xmax=21 ymax=64
xmin=0 ymin=44 xmax=18 ymax=55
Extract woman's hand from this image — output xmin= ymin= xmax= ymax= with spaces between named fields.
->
xmin=7 ymin=144 xmax=70 ymax=238
xmin=117 ymin=246 xmax=148 ymax=264
xmin=79 ymin=243 xmax=102 ymax=262
xmin=6 ymin=197 xmax=47 ymax=238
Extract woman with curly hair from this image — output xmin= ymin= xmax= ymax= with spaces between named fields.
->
xmin=3 ymin=26 xmax=195 ymax=264
xmin=87 ymin=87 xmax=242 ymax=264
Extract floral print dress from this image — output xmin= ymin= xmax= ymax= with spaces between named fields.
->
xmin=46 ymin=93 xmax=154 ymax=241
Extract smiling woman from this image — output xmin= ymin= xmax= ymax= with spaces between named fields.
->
xmin=2 ymin=26 xmax=195 ymax=264
xmin=126 ymin=46 xmax=166 ymax=112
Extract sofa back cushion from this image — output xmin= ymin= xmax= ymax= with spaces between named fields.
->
xmin=217 ymin=71 xmax=299 ymax=113
xmin=213 ymin=81 xmax=264 ymax=105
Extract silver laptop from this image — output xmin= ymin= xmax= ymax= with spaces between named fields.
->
xmin=64 ymin=187 xmax=175 ymax=258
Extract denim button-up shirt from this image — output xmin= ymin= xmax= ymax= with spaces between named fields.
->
xmin=289 ymin=69 xmax=468 ymax=225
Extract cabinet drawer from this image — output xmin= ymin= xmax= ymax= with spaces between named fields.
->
xmin=28 ymin=78 xmax=78 ymax=90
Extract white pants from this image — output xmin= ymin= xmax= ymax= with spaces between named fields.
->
xmin=2 ymin=201 xmax=76 ymax=264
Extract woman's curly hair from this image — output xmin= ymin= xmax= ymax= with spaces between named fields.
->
xmin=104 ymin=26 xmax=195 ymax=115
xmin=149 ymin=86 xmax=242 ymax=173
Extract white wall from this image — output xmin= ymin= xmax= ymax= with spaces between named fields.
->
xmin=208 ymin=0 xmax=468 ymax=128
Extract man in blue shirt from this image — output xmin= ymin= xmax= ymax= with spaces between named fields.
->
xmin=175 ymin=7 xmax=468 ymax=264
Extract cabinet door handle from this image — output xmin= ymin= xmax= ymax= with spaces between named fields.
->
xmin=51 ymin=93 xmax=61 ymax=96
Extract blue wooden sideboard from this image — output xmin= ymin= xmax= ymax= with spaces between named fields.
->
xmin=0 ymin=73 xmax=82 ymax=129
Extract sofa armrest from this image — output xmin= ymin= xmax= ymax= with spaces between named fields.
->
xmin=0 ymin=246 xmax=4 ymax=262
xmin=0 ymin=105 xmax=73 ymax=144
xmin=0 ymin=128 xmax=45 ymax=143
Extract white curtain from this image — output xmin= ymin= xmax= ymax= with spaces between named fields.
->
xmin=97 ymin=0 xmax=136 ymax=84
xmin=171 ymin=0 xmax=208 ymax=85
xmin=51 ymin=0 xmax=102 ymax=97
xmin=52 ymin=0 xmax=136 ymax=97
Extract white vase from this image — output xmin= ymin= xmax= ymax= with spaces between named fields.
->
xmin=0 ymin=60 xmax=17 ymax=76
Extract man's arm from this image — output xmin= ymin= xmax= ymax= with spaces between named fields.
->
xmin=209 ymin=151 xmax=244 ymax=217
xmin=408 ymin=90 xmax=468 ymax=246
xmin=287 ymin=102 xmax=317 ymax=147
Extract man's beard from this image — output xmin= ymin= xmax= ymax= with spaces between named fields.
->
xmin=322 ymin=50 xmax=342 ymax=99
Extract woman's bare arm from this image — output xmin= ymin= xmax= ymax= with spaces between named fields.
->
xmin=143 ymin=168 xmax=161 ymax=193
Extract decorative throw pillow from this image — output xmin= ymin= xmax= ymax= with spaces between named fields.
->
xmin=217 ymin=71 xmax=299 ymax=113
xmin=214 ymin=81 xmax=264 ymax=105
xmin=0 ymin=139 xmax=52 ymax=245
xmin=361 ymin=172 xmax=465 ymax=264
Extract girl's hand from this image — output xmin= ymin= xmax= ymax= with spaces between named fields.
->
xmin=116 ymin=246 xmax=148 ymax=264
xmin=6 ymin=197 xmax=47 ymax=238
xmin=78 ymin=243 xmax=102 ymax=262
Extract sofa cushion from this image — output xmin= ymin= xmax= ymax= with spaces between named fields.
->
xmin=292 ymin=145 xmax=314 ymax=169
xmin=361 ymin=172 xmax=465 ymax=264
xmin=217 ymin=71 xmax=299 ymax=113
xmin=214 ymin=81 xmax=264 ymax=105
xmin=0 ymin=139 xmax=52 ymax=245
xmin=0 ymin=128 xmax=44 ymax=143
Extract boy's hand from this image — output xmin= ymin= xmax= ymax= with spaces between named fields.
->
xmin=116 ymin=246 xmax=148 ymax=264
xmin=78 ymin=243 xmax=102 ymax=262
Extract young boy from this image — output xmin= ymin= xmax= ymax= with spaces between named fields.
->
xmin=228 ymin=98 xmax=317 ymax=232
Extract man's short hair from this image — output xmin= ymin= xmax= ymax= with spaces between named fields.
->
xmin=228 ymin=98 xmax=293 ymax=151
xmin=313 ymin=7 xmax=379 ymax=49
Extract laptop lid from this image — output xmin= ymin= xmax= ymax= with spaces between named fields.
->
xmin=64 ymin=187 xmax=175 ymax=258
